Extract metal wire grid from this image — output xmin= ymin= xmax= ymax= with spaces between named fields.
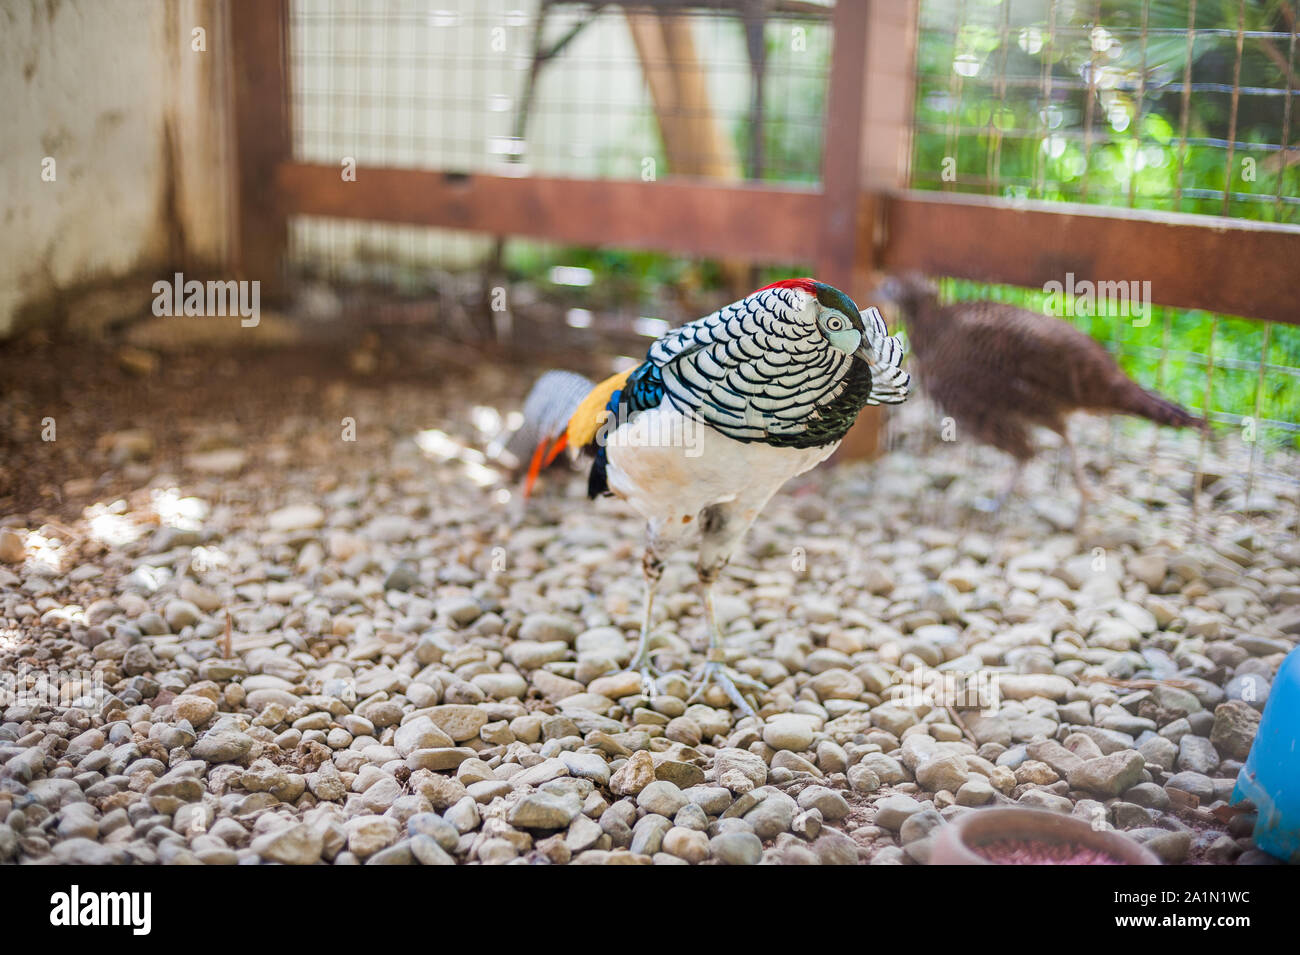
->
xmin=913 ymin=0 xmax=1300 ymax=220
xmin=289 ymin=0 xmax=833 ymax=183
xmin=286 ymin=0 xmax=834 ymax=291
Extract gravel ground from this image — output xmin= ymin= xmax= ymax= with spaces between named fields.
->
xmin=1 ymin=332 xmax=1297 ymax=866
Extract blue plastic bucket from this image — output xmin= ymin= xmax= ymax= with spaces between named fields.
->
xmin=1231 ymin=646 xmax=1300 ymax=863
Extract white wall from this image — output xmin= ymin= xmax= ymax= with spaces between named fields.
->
xmin=0 ymin=0 xmax=231 ymax=337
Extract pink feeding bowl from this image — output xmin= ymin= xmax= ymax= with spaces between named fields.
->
xmin=930 ymin=807 xmax=1161 ymax=865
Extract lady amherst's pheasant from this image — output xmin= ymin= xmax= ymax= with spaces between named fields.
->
xmin=522 ymin=279 xmax=910 ymax=716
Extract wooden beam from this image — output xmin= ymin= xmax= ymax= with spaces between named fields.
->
xmin=878 ymin=190 xmax=1300 ymax=327
xmin=822 ymin=0 xmax=920 ymax=459
xmin=276 ymin=162 xmax=824 ymax=262
xmin=820 ymin=0 xmax=918 ymax=296
xmin=818 ymin=0 xmax=867 ymax=292
xmin=230 ymin=0 xmax=290 ymax=291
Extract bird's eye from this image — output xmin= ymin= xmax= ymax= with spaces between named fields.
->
xmin=826 ymin=316 xmax=844 ymax=331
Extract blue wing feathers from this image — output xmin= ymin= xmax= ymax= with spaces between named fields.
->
xmin=587 ymin=364 xmax=665 ymax=498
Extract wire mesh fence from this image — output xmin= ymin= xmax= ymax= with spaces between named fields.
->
xmin=291 ymin=0 xmax=832 ymax=182
xmin=912 ymin=0 xmax=1300 ymax=219
xmin=284 ymin=0 xmax=834 ymax=357
xmin=287 ymin=0 xmax=834 ymax=273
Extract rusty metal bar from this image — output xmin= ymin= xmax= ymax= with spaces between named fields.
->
xmin=1192 ymin=315 xmax=1217 ymax=530
xmin=1245 ymin=322 xmax=1273 ymax=506
xmin=877 ymin=189 xmax=1300 ymax=326
xmin=1223 ymin=0 xmax=1246 ymax=216
xmin=944 ymin=0 xmax=966 ymax=195
xmin=1174 ymin=0 xmax=1197 ymax=210
xmin=1276 ymin=3 xmax=1298 ymax=220
xmin=1128 ymin=0 xmax=1151 ymax=209
xmin=1034 ymin=0 xmax=1059 ymax=200
xmin=1079 ymin=1 xmax=1101 ymax=201
xmin=985 ymin=0 xmax=1011 ymax=196
xmin=1145 ymin=306 xmax=1173 ymax=487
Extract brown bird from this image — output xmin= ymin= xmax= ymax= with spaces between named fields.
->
xmin=880 ymin=273 xmax=1206 ymax=526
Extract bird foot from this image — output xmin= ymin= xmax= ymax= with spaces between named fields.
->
xmin=628 ymin=656 xmax=663 ymax=699
xmin=687 ymin=659 xmax=766 ymax=719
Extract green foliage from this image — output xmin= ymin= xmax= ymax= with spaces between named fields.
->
xmin=912 ymin=0 xmax=1300 ymax=215
xmin=741 ymin=21 xmax=833 ymax=184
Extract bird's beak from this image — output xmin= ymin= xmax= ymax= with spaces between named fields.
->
xmin=853 ymin=342 xmax=878 ymax=368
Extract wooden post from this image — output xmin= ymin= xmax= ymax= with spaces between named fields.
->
xmin=625 ymin=14 xmax=744 ymax=184
xmin=229 ymin=0 xmax=290 ymax=294
xmin=821 ymin=0 xmax=919 ymax=459
xmin=625 ymin=11 xmax=751 ymax=294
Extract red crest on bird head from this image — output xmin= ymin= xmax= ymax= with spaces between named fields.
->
xmin=752 ymin=277 xmax=819 ymax=296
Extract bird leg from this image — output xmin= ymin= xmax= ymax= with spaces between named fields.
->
xmin=995 ymin=459 xmax=1025 ymax=511
xmin=628 ymin=547 xmax=664 ymax=695
xmin=974 ymin=460 xmax=1024 ymax=514
xmin=687 ymin=569 xmax=766 ymax=720
xmin=1061 ymin=427 xmax=1094 ymax=530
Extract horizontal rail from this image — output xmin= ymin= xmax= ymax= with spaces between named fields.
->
xmin=276 ymin=163 xmax=825 ymax=263
xmin=276 ymin=163 xmax=1300 ymax=326
xmin=878 ymin=190 xmax=1300 ymax=326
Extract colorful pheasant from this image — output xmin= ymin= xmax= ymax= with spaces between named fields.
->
xmin=521 ymin=279 xmax=910 ymax=716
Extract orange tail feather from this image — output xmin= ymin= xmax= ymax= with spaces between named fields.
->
xmin=541 ymin=432 xmax=568 ymax=467
xmin=522 ymin=439 xmax=549 ymax=499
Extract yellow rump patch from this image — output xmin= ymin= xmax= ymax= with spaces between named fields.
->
xmin=566 ymin=368 xmax=632 ymax=448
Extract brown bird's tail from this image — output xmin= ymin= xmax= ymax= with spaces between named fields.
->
xmin=1113 ymin=380 xmax=1208 ymax=431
